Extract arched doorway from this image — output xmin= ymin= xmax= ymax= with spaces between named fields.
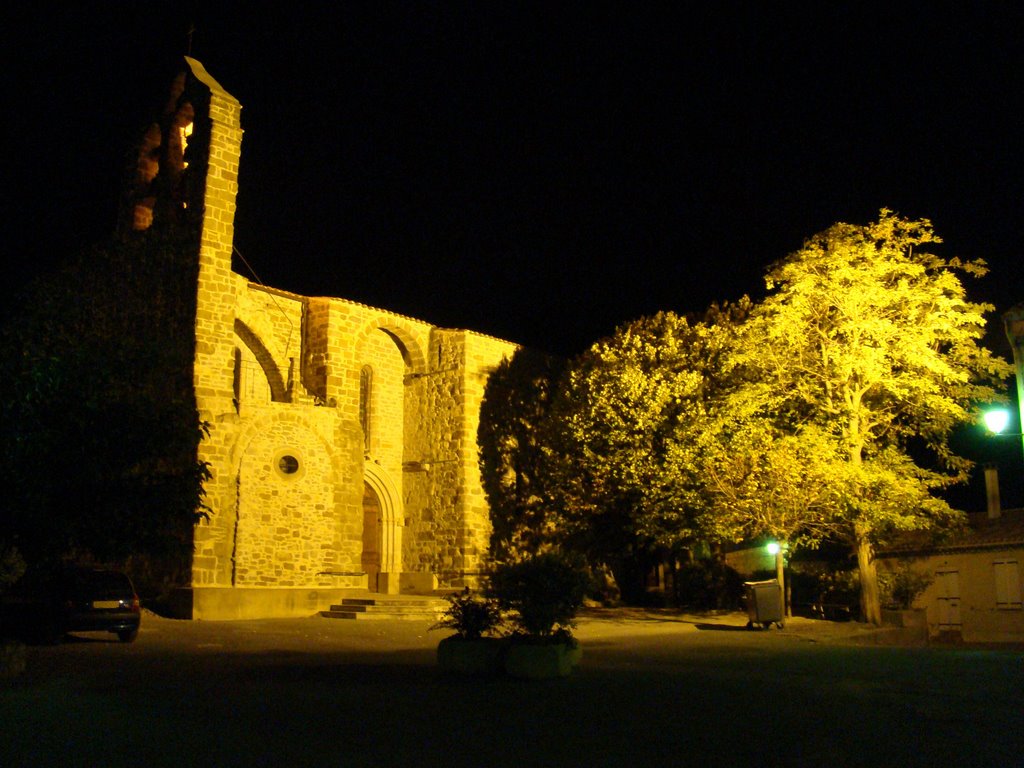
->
xmin=361 ymin=481 xmax=382 ymax=592
xmin=362 ymin=463 xmax=403 ymax=594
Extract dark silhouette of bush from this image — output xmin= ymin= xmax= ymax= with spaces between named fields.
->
xmin=672 ymin=559 xmax=744 ymax=610
xmin=489 ymin=552 xmax=589 ymax=637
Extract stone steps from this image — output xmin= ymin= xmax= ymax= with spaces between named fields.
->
xmin=320 ymin=596 xmax=449 ymax=621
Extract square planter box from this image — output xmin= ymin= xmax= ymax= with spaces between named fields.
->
xmin=436 ymin=636 xmax=506 ymax=675
xmin=504 ymin=641 xmax=578 ymax=680
xmin=881 ymin=608 xmax=926 ymax=628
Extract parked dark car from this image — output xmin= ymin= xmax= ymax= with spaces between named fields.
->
xmin=0 ymin=566 xmax=141 ymax=643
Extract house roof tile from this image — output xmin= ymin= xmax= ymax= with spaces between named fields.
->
xmin=877 ymin=509 xmax=1024 ymax=556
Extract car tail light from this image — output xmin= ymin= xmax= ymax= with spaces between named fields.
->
xmin=130 ymin=595 xmax=141 ymax=612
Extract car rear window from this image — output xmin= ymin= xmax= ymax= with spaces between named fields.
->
xmin=69 ymin=569 xmax=133 ymax=592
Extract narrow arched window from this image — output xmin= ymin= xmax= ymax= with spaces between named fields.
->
xmin=359 ymin=365 xmax=373 ymax=453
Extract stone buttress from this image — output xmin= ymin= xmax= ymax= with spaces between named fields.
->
xmin=153 ymin=58 xmax=517 ymax=619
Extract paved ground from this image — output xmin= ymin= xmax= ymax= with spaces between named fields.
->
xmin=2 ymin=609 xmax=1021 ymax=767
xmin=576 ymin=606 xmax=927 ymax=645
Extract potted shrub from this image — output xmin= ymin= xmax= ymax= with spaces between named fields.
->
xmin=432 ymin=588 xmax=505 ymax=675
xmin=488 ymin=552 xmax=589 ymax=679
xmin=879 ymin=565 xmax=931 ymax=628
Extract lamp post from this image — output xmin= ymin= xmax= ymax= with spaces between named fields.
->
xmin=1004 ymin=305 xmax=1024 ymax=460
xmin=766 ymin=541 xmax=788 ymax=624
xmin=981 ymin=407 xmax=1023 ymax=518
xmin=982 ymin=304 xmax=1024 ymax=515
xmin=976 ymin=306 xmax=1024 ymax=518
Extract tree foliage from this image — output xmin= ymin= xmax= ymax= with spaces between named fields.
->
xmin=540 ymin=305 xmax=750 ymax=597
xmin=697 ymin=422 xmax=846 ymax=549
xmin=729 ymin=209 xmax=1012 ymax=622
xmin=0 ymin=231 xmax=209 ymax=577
xmin=480 ymin=210 xmax=1009 ymax=617
xmin=477 ymin=348 xmax=565 ymax=561
xmin=488 ymin=552 xmax=589 ymax=637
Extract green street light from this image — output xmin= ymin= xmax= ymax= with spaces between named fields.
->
xmin=981 ymin=405 xmax=1022 ymax=518
xmin=983 ymin=407 xmax=1011 ymax=435
xmin=765 ymin=540 xmax=788 ymax=623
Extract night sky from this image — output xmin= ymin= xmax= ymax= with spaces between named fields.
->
xmin=3 ymin=3 xmax=1023 ymax=506
xmin=6 ymin=2 xmax=1021 ymax=356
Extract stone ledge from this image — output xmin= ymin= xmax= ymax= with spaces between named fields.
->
xmin=173 ymin=587 xmax=369 ymax=620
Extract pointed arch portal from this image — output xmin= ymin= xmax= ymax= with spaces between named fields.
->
xmin=362 ymin=462 xmax=403 ymax=594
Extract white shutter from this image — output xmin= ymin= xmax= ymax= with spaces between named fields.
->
xmin=994 ymin=561 xmax=1022 ymax=608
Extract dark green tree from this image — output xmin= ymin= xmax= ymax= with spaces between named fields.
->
xmin=0 ymin=230 xmax=209 ymax=585
xmin=477 ymin=348 xmax=565 ymax=562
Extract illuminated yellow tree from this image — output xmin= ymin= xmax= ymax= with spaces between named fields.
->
xmin=697 ymin=420 xmax=845 ymax=551
xmin=741 ymin=210 xmax=1011 ymax=624
xmin=544 ymin=304 xmax=749 ymax=599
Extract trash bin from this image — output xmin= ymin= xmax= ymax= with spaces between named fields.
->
xmin=744 ymin=579 xmax=783 ymax=629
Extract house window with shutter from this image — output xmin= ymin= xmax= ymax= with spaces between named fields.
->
xmin=993 ymin=560 xmax=1022 ymax=609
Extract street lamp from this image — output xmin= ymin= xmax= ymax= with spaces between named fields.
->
xmin=1003 ymin=306 xmax=1024 ymax=459
xmin=983 ymin=407 xmax=1011 ymax=436
xmin=980 ymin=407 xmax=1022 ymax=518
xmin=979 ymin=307 xmax=1024 ymax=517
xmin=766 ymin=540 xmax=788 ymax=623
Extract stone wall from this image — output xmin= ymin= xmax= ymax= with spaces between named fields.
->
xmin=235 ymin=283 xmax=305 ymax=401
xmin=403 ymin=330 xmax=467 ymax=582
xmin=302 ymin=298 xmax=331 ymax=401
xmin=232 ymin=408 xmax=359 ymax=588
xmin=460 ymin=332 xmax=520 ymax=581
xmin=356 ymin=326 xmax=407 ymax=473
xmin=398 ymin=330 xmax=518 ymax=587
xmin=174 ymin=56 xmax=519 ymax=617
xmin=186 ymin=57 xmax=245 ymax=595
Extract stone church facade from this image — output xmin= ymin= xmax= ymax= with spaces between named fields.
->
xmin=137 ymin=58 xmax=516 ymax=619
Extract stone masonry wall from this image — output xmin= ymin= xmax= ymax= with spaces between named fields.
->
xmin=401 ymin=330 xmax=517 ymax=587
xmin=233 ymin=408 xmax=360 ymax=587
xmin=459 ymin=332 xmax=519 ymax=581
xmin=235 ymin=283 xmax=306 ymax=399
xmin=186 ymin=57 xmax=245 ymax=590
xmin=178 ymin=56 xmax=520 ymax=612
xmin=356 ymin=328 xmax=407 ymax=477
xmin=402 ymin=330 xmax=465 ymax=581
xmin=302 ymin=298 xmax=331 ymax=401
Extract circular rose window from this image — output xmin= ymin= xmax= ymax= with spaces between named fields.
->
xmin=273 ymin=450 xmax=304 ymax=479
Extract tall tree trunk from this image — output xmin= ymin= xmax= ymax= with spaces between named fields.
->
xmin=848 ymin=424 xmax=881 ymax=625
xmin=855 ymin=524 xmax=881 ymax=625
